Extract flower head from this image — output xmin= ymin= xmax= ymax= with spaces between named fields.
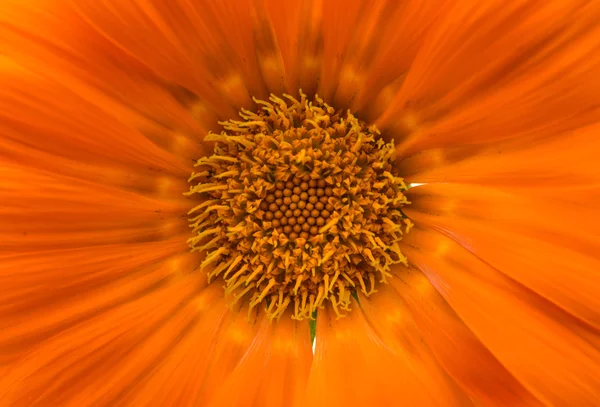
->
xmin=1 ymin=0 xmax=600 ymax=406
xmin=187 ymin=92 xmax=410 ymax=320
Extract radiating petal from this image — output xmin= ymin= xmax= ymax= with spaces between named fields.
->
xmin=207 ymin=312 xmax=312 ymax=407
xmin=330 ymin=0 xmax=409 ymax=108
xmin=313 ymin=0 xmax=451 ymax=113
xmin=0 ymin=55 xmax=195 ymax=251
xmin=401 ymin=122 xmax=600 ymax=189
xmin=401 ymin=226 xmax=600 ymax=405
xmin=0 ymin=163 xmax=189 ymax=250
xmin=0 ymin=272 xmax=208 ymax=406
xmin=346 ymin=0 xmax=452 ymax=119
xmin=125 ymin=288 xmax=229 ymax=407
xmin=196 ymin=305 xmax=308 ymax=406
xmin=263 ymin=0 xmax=323 ymax=96
xmin=389 ymin=268 xmax=541 ymax=406
xmin=406 ymin=183 xmax=600 ymax=331
xmin=71 ymin=0 xmax=251 ymax=112
xmin=358 ymin=285 xmax=473 ymax=406
xmin=1 ymin=1 xmax=231 ymax=143
xmin=377 ymin=0 xmax=600 ymax=157
xmin=65 ymin=0 xmax=313 ymax=106
xmin=305 ymin=304 xmax=442 ymax=406
xmin=315 ymin=0 xmax=363 ymax=102
xmin=0 ymin=239 xmax=198 ymax=364
xmin=191 ymin=306 xmax=262 ymax=404
xmin=0 ymin=57 xmax=195 ymax=191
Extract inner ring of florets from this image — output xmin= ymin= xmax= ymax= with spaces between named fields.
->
xmin=187 ymin=92 xmax=411 ymax=320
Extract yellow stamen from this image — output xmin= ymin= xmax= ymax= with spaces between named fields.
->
xmin=225 ymin=264 xmax=250 ymax=286
xmin=200 ymin=247 xmax=228 ymax=271
xmin=186 ymin=91 xmax=410 ymax=320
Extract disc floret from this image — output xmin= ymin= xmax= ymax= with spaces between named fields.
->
xmin=187 ymin=92 xmax=411 ymax=320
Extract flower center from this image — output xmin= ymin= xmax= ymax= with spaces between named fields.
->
xmin=187 ymin=92 xmax=411 ymax=320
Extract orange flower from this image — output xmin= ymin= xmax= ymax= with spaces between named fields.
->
xmin=1 ymin=0 xmax=600 ymax=406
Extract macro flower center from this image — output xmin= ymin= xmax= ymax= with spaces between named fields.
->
xmin=187 ymin=92 xmax=411 ymax=320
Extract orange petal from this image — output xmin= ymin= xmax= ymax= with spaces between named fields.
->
xmin=394 ymin=145 xmax=478 ymax=181
xmin=317 ymin=0 xmax=365 ymax=102
xmin=406 ymin=183 xmax=600 ymax=331
xmin=0 ymin=272 xmax=208 ymax=406
xmin=0 ymin=163 xmax=189 ymax=251
xmin=349 ymin=0 xmax=453 ymax=119
xmin=377 ymin=0 xmax=600 ymax=156
xmin=389 ymin=268 xmax=541 ymax=406
xmin=305 ymin=303 xmax=441 ymax=407
xmin=126 ymin=287 xmax=229 ymax=407
xmin=265 ymin=0 xmax=323 ymax=96
xmin=64 ymin=284 xmax=221 ymax=407
xmin=402 ymin=226 xmax=600 ymax=405
xmin=247 ymin=0 xmax=288 ymax=96
xmin=331 ymin=0 xmax=406 ymax=108
xmin=316 ymin=0 xmax=452 ymax=110
xmin=358 ymin=284 xmax=473 ymax=406
xmin=0 ymin=58 xmax=196 ymax=188
xmin=0 ymin=239 xmax=199 ymax=363
xmin=207 ymin=312 xmax=312 ymax=407
xmin=197 ymin=0 xmax=274 ymax=100
xmin=196 ymin=305 xmax=261 ymax=405
xmin=402 ymin=122 xmax=600 ymax=187
xmin=1 ymin=10 xmax=221 ymax=154
xmin=67 ymin=0 xmax=252 ymax=114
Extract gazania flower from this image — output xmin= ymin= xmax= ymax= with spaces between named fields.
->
xmin=1 ymin=0 xmax=600 ymax=405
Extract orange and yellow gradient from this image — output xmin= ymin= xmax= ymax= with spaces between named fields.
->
xmin=1 ymin=0 xmax=600 ymax=406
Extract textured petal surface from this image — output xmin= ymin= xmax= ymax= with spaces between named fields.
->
xmin=2 ymin=0 xmax=600 ymax=405
xmin=400 ymin=122 xmax=600 ymax=186
xmin=306 ymin=303 xmax=447 ymax=407
xmin=406 ymin=183 xmax=600 ymax=330
xmin=378 ymin=0 xmax=600 ymax=157
xmin=401 ymin=227 xmax=600 ymax=405
xmin=389 ymin=269 xmax=542 ymax=406
xmin=206 ymin=311 xmax=312 ymax=407
xmin=358 ymin=285 xmax=473 ymax=406
xmin=0 ymin=271 xmax=207 ymax=406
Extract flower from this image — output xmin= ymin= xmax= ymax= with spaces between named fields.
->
xmin=1 ymin=0 xmax=599 ymax=406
